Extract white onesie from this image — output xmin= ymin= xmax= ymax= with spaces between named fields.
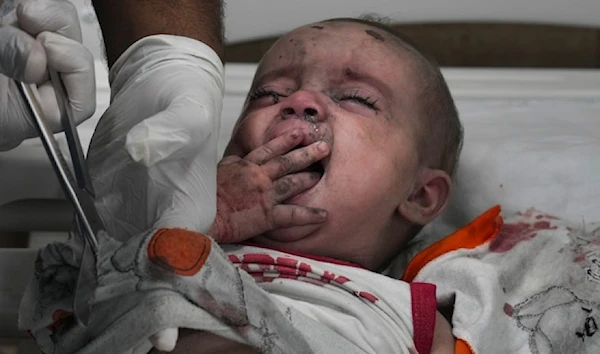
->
xmin=224 ymin=243 xmax=438 ymax=354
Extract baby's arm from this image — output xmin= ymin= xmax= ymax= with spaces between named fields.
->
xmin=431 ymin=311 xmax=456 ymax=354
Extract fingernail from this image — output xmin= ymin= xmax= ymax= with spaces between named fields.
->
xmin=312 ymin=208 xmax=327 ymax=218
xmin=290 ymin=129 xmax=302 ymax=140
xmin=317 ymin=141 xmax=329 ymax=152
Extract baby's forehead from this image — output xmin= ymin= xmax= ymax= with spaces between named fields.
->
xmin=257 ymin=21 xmax=418 ymax=79
xmin=284 ymin=20 xmax=398 ymax=47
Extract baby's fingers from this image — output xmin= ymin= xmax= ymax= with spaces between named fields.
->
xmin=245 ymin=129 xmax=303 ymax=165
xmin=263 ymin=141 xmax=329 ymax=180
xmin=271 ymin=205 xmax=327 ymax=229
xmin=273 ymin=172 xmax=321 ymax=203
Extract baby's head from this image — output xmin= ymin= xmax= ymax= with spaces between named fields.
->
xmin=225 ymin=17 xmax=462 ymax=270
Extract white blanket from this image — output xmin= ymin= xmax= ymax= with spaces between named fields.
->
xmin=407 ymin=208 xmax=600 ymax=353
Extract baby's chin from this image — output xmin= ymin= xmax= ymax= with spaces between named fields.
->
xmin=250 ymin=224 xmax=323 ymax=249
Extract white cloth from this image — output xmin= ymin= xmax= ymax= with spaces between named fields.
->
xmin=223 ymin=244 xmax=424 ymax=353
xmin=20 ymin=231 xmax=425 ymax=353
xmin=412 ymin=209 xmax=600 ymax=353
xmin=19 ymin=226 xmax=364 ymax=353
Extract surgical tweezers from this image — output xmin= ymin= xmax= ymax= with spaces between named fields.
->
xmin=16 ymin=70 xmax=103 ymax=326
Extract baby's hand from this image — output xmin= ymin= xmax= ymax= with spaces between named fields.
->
xmin=209 ymin=129 xmax=329 ymax=243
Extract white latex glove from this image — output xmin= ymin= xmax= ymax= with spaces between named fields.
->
xmin=86 ymin=35 xmax=225 ymax=352
xmin=0 ymin=0 xmax=95 ymax=151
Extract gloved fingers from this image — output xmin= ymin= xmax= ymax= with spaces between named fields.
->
xmin=125 ymin=96 xmax=213 ymax=167
xmin=0 ymin=4 xmax=18 ymax=26
xmin=0 ymin=77 xmax=37 ymax=151
xmin=150 ymin=327 xmax=179 ymax=352
xmin=0 ymin=25 xmax=46 ymax=82
xmin=17 ymin=0 xmax=82 ymax=42
xmin=38 ymin=31 xmax=96 ymax=123
xmin=35 ymin=80 xmax=61 ymax=130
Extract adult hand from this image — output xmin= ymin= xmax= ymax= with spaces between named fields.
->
xmin=88 ymin=35 xmax=225 ymax=240
xmin=85 ymin=34 xmax=225 ymax=352
xmin=0 ymin=0 xmax=95 ymax=151
xmin=209 ymin=129 xmax=329 ymax=243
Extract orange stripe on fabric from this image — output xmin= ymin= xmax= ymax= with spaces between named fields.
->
xmin=455 ymin=339 xmax=476 ymax=354
xmin=402 ymin=206 xmax=503 ymax=282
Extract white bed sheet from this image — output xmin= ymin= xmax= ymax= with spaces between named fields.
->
xmin=432 ymin=99 xmax=600 ymax=237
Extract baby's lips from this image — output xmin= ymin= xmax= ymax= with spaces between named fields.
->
xmin=269 ymin=119 xmax=325 ymax=147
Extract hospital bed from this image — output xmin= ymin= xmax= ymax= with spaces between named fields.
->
xmin=1 ymin=0 xmax=600 ymax=352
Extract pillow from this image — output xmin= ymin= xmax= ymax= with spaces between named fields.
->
xmin=393 ymin=99 xmax=600 ymax=270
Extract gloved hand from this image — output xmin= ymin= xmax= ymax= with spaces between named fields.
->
xmin=0 ymin=0 xmax=95 ymax=151
xmin=86 ymin=34 xmax=225 ymax=352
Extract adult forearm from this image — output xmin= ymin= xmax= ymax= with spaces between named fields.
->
xmin=91 ymin=0 xmax=224 ymax=67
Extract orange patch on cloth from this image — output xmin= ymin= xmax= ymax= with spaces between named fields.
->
xmin=148 ymin=228 xmax=211 ymax=276
xmin=402 ymin=206 xmax=503 ymax=282
xmin=455 ymin=339 xmax=476 ymax=354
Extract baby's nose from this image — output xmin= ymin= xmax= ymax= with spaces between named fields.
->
xmin=280 ymin=91 xmax=326 ymax=122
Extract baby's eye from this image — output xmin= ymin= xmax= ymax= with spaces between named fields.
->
xmin=337 ymin=92 xmax=379 ymax=111
xmin=248 ymin=88 xmax=283 ymax=104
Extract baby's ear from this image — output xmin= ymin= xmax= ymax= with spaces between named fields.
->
xmin=398 ymin=168 xmax=451 ymax=226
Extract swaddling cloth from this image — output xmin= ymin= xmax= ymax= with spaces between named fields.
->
xmin=18 ymin=228 xmax=359 ymax=353
xmin=402 ymin=207 xmax=600 ymax=353
xmin=19 ymin=228 xmax=428 ymax=353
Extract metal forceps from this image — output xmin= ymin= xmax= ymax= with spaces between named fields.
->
xmin=16 ymin=70 xmax=102 ymax=326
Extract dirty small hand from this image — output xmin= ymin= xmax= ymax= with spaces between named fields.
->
xmin=209 ymin=129 xmax=329 ymax=243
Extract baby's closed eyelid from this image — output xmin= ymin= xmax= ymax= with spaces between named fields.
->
xmin=248 ymin=86 xmax=290 ymax=104
xmin=333 ymin=88 xmax=381 ymax=111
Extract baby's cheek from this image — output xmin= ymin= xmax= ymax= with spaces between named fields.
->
xmin=224 ymin=122 xmax=258 ymax=157
xmin=347 ymin=121 xmax=381 ymax=146
xmin=247 ymin=113 xmax=276 ymax=142
xmin=393 ymin=142 xmax=421 ymax=175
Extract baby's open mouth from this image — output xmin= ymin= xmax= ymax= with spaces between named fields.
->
xmin=302 ymin=161 xmax=325 ymax=175
xmin=283 ymin=142 xmax=329 ymax=205
xmin=290 ymin=142 xmax=327 ymax=177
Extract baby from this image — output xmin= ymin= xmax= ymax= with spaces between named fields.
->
xmin=211 ymin=17 xmax=462 ymax=271
xmin=168 ymin=17 xmax=461 ymax=353
xmin=20 ymin=17 xmax=461 ymax=354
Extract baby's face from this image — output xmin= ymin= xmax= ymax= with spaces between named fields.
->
xmin=225 ymin=21 xmax=424 ymax=268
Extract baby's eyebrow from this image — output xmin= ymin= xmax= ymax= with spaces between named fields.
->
xmin=254 ymin=66 xmax=300 ymax=86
